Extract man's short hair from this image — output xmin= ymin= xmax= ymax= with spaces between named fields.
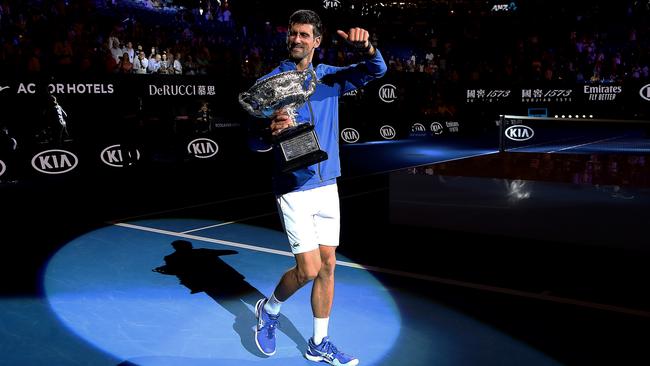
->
xmin=289 ymin=9 xmax=322 ymax=38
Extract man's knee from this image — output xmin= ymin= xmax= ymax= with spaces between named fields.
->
xmin=294 ymin=248 xmax=325 ymax=285
xmin=319 ymin=253 xmax=336 ymax=277
xmin=296 ymin=262 xmax=321 ymax=285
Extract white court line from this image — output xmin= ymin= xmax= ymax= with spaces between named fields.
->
xmin=181 ymin=212 xmax=276 ymax=234
xmin=549 ymin=135 xmax=628 ymax=153
xmin=164 ymin=187 xmax=389 ymax=234
xmin=116 ymin=222 xmax=295 ymax=258
xmin=114 ymin=221 xmax=650 ymax=318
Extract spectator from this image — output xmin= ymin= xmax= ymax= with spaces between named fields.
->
xmin=117 ymin=52 xmax=134 ymax=73
xmin=134 ymin=50 xmax=149 ymax=74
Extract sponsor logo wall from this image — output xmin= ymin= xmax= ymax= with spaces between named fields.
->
xmin=339 ymin=71 xmax=465 ymax=141
xmin=1 ymin=73 xmax=647 ymax=183
xmin=463 ymin=81 xmax=648 ymax=118
xmin=0 ymin=75 xmax=245 ymax=182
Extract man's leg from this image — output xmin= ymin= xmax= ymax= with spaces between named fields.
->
xmin=274 ymin=248 xmax=322 ymax=301
xmin=255 ymin=249 xmax=321 ymax=356
xmin=305 ymin=245 xmax=359 ymax=366
xmin=312 ymin=246 xmax=336 ymax=316
xmin=311 ymin=245 xmax=336 ymax=344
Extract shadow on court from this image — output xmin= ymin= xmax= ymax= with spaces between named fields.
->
xmin=150 ymin=240 xmax=307 ymax=358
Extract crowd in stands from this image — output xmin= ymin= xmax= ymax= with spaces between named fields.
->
xmin=0 ymin=0 xmax=648 ymax=84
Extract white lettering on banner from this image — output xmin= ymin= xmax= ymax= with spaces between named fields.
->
xmin=213 ymin=122 xmax=241 ymax=128
xmin=379 ymin=125 xmax=396 ymax=139
xmin=0 ymin=160 xmax=5 ymax=177
xmin=410 ymin=123 xmax=427 ymax=137
xmin=505 ymin=125 xmax=535 ymax=141
xmin=521 ymin=88 xmax=573 ymax=103
xmin=148 ymin=84 xmax=216 ymax=96
xmin=588 ymin=94 xmax=616 ymax=101
xmin=101 ymin=144 xmax=141 ymax=167
xmin=411 ymin=123 xmax=426 ymax=132
xmin=341 ymin=128 xmax=360 ymax=143
xmin=492 ymin=4 xmax=509 ymax=11
xmin=430 ymin=122 xmax=443 ymax=135
xmin=466 ymin=89 xmax=511 ymax=103
xmin=486 ymin=90 xmax=511 ymax=98
xmin=583 ymin=85 xmax=623 ymax=94
xmin=584 ymin=85 xmax=623 ymax=101
xmin=17 ymin=83 xmax=37 ymax=94
xmin=379 ymin=84 xmax=397 ymax=103
xmin=31 ymin=149 xmax=78 ymax=174
xmin=47 ymin=83 xmax=114 ymax=94
xmin=640 ymin=84 xmax=650 ymax=101
xmin=323 ymin=0 xmax=341 ymax=9
xmin=187 ymin=138 xmax=219 ymax=158
xmin=445 ymin=121 xmax=460 ymax=133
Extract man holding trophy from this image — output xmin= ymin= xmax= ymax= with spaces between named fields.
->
xmin=239 ymin=9 xmax=386 ymax=366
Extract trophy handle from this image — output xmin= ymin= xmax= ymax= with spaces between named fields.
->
xmin=238 ymin=91 xmax=258 ymax=117
xmin=305 ymin=68 xmax=317 ymax=96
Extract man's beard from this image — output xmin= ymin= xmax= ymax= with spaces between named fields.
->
xmin=288 ymin=44 xmax=309 ymax=61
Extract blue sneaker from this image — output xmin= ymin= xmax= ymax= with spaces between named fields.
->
xmin=254 ymin=298 xmax=279 ymax=356
xmin=305 ymin=336 xmax=359 ymax=366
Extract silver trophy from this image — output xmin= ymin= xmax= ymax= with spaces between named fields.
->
xmin=239 ymin=69 xmax=328 ymax=173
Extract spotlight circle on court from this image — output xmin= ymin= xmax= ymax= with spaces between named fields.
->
xmin=44 ymin=219 xmax=401 ymax=366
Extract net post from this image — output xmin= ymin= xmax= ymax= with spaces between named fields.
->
xmin=498 ymin=114 xmax=506 ymax=152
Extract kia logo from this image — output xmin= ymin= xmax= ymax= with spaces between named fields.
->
xmin=31 ymin=149 xmax=78 ymax=174
xmin=379 ymin=125 xmax=396 ymax=139
xmin=430 ymin=122 xmax=443 ymax=135
xmin=411 ymin=123 xmax=426 ymax=132
xmin=378 ymin=84 xmax=397 ymax=103
xmin=505 ymin=125 xmax=535 ymax=141
xmin=100 ymin=144 xmax=141 ymax=167
xmin=0 ymin=160 xmax=5 ymax=177
xmin=187 ymin=138 xmax=219 ymax=158
xmin=341 ymin=128 xmax=360 ymax=143
xmin=640 ymin=84 xmax=650 ymax=101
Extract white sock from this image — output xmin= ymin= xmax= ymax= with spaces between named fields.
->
xmin=313 ymin=317 xmax=329 ymax=345
xmin=263 ymin=293 xmax=283 ymax=315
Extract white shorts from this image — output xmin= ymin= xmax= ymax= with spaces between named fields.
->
xmin=276 ymin=183 xmax=340 ymax=254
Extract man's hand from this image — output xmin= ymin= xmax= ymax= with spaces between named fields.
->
xmin=270 ymin=108 xmax=295 ymax=136
xmin=337 ymin=28 xmax=375 ymax=56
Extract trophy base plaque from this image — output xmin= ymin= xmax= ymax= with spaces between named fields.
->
xmin=274 ymin=123 xmax=328 ymax=173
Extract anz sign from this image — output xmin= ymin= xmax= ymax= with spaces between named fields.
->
xmin=505 ymin=125 xmax=534 ymax=141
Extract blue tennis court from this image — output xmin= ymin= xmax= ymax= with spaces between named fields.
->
xmin=2 ymin=136 xmax=649 ymax=366
xmin=15 ymin=214 xmax=557 ymax=366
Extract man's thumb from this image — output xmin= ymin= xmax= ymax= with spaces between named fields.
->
xmin=336 ymin=30 xmax=349 ymax=40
